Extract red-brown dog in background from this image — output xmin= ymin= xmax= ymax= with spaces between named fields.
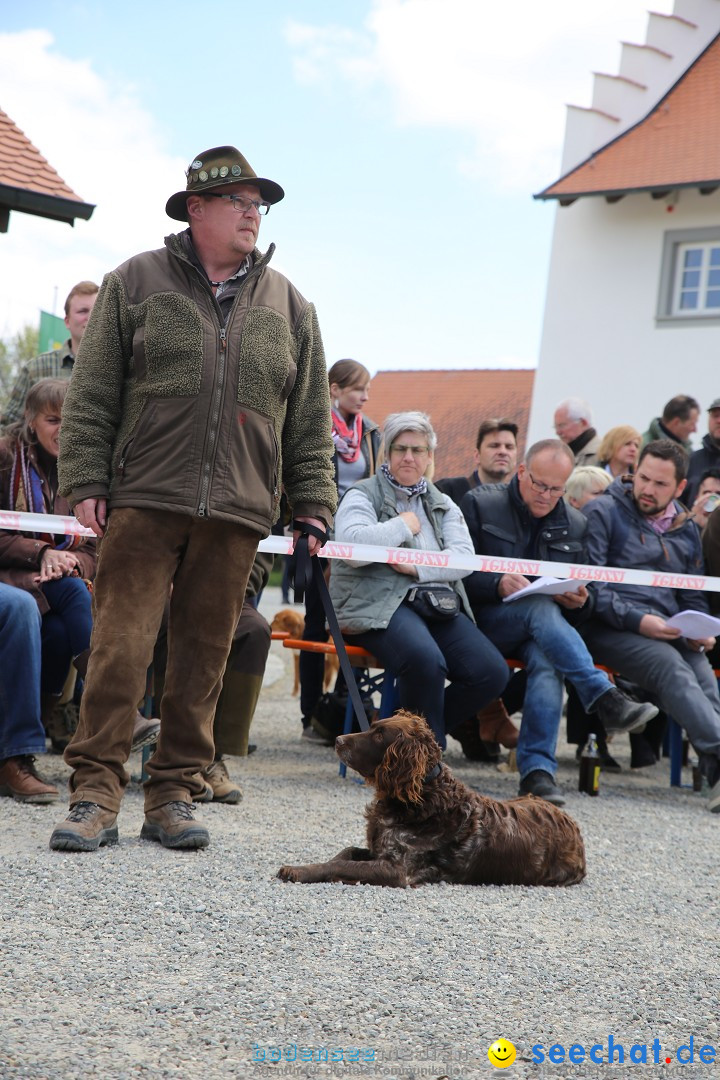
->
xmin=270 ymin=609 xmax=339 ymax=695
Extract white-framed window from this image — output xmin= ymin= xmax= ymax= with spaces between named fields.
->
xmin=674 ymin=241 xmax=720 ymax=314
xmin=657 ymin=227 xmax=720 ymax=326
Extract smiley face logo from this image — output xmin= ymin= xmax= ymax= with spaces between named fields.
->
xmin=487 ymin=1039 xmax=516 ymax=1068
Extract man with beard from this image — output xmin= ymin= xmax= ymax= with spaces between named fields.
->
xmin=581 ymin=439 xmax=720 ymax=811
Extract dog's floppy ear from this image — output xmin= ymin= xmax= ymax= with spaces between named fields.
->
xmin=374 ymin=715 xmax=433 ymax=804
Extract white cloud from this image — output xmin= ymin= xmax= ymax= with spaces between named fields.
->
xmin=0 ymin=30 xmax=184 ymax=334
xmin=286 ymin=0 xmax=675 ymax=190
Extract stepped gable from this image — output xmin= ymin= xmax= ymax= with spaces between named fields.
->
xmin=536 ymin=31 xmax=720 ymax=205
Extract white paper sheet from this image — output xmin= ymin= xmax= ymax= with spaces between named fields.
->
xmin=664 ymin=610 xmax=720 ymax=638
xmin=502 ymin=576 xmax=590 ymax=603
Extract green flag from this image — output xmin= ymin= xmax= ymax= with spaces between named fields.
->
xmin=39 ymin=310 xmax=67 ymax=353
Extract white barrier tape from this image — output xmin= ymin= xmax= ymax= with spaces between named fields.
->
xmin=4 ymin=509 xmax=720 ymax=594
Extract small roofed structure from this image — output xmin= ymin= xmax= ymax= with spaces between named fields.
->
xmin=0 ymin=108 xmax=95 ymax=232
xmin=535 ymin=31 xmax=720 ymax=206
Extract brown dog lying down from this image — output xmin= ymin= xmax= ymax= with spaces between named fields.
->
xmin=278 ymin=711 xmax=586 ymax=888
xmin=270 ymin=609 xmax=339 ymax=696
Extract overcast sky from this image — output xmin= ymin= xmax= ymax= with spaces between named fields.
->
xmin=0 ymin=0 xmax=673 ymax=373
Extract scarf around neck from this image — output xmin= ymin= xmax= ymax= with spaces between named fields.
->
xmin=332 ymin=409 xmax=363 ymax=463
xmin=8 ymin=439 xmax=81 ymax=550
xmin=381 ymin=462 xmax=428 ymax=498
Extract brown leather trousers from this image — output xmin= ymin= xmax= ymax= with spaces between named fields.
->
xmin=65 ymin=508 xmax=258 ymax=812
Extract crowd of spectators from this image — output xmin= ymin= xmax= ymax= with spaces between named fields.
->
xmin=2 ymin=285 xmax=720 ymax=819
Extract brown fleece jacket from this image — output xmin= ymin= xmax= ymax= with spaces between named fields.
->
xmin=58 ymin=232 xmax=337 ymax=536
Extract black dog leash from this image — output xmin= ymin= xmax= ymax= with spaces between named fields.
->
xmin=293 ymin=521 xmax=370 ymax=733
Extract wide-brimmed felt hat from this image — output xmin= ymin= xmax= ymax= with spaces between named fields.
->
xmin=165 ymin=145 xmax=285 ymax=221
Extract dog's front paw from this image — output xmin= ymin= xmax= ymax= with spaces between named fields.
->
xmin=277 ymin=865 xmax=302 ymax=882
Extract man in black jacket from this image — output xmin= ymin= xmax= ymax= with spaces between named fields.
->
xmin=685 ymin=398 xmax=720 ymax=506
xmin=437 ymin=418 xmax=518 ymax=506
xmin=460 ymin=439 xmax=656 ymax=805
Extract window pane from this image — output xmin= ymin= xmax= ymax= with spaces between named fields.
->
xmin=706 ymin=290 xmax=720 ymax=308
xmin=710 ymin=248 xmax=720 ymax=267
xmin=680 ymin=291 xmax=699 ymax=309
xmin=682 ymin=270 xmax=701 ymax=288
xmin=708 ymin=269 xmax=720 ymax=287
xmin=684 ymin=248 xmax=703 ymax=268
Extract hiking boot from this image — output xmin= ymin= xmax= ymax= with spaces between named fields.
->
xmin=518 ymin=769 xmax=566 ymax=806
xmin=476 ymin=699 xmax=519 ymax=749
xmin=202 ymin=759 xmax=243 ymax=804
xmin=193 ymin=780 xmax=215 ymax=803
xmin=49 ymin=801 xmax=118 ymax=852
xmin=131 ymin=711 xmax=161 ymax=752
xmin=592 ymin=687 xmax=658 ymax=736
xmin=140 ymin=801 xmax=209 ymax=849
xmin=0 ymin=756 xmax=59 ymax=804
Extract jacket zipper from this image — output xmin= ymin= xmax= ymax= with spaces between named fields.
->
xmin=198 ymin=326 xmax=227 ymax=517
xmin=169 ymin=241 xmax=272 ymax=518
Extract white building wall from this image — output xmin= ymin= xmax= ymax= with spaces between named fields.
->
xmin=530 ymin=0 xmax=720 ymax=449
xmin=528 ymin=188 xmax=720 ymax=447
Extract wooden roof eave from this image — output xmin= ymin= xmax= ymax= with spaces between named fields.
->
xmin=0 ymin=182 xmax=95 ymax=230
xmin=534 ymin=178 xmax=720 ymax=206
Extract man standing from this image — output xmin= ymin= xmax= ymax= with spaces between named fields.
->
xmin=50 ymin=146 xmax=337 ymax=851
xmin=1 ymin=281 xmax=98 ymax=429
xmin=553 ymin=398 xmax=600 ymax=465
xmin=685 ymin=397 xmax=720 ymax=506
xmin=437 ymin=418 xmax=518 ymax=505
xmin=642 ymin=394 xmax=699 ymax=452
xmin=581 ymin=440 xmax=720 ymax=810
xmin=460 ymin=439 xmax=656 ymax=805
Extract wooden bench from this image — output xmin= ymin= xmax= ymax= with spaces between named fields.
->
xmin=281 ymin=638 xmax=718 ymax=789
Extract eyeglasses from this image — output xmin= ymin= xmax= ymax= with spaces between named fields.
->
xmin=390 ymin=444 xmax=430 ymax=456
xmin=205 ymin=193 xmax=270 ymax=216
xmin=527 ymin=470 xmax=566 ymax=497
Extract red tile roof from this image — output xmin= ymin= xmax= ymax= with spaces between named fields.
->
xmin=536 ymin=32 xmax=720 ymax=203
xmin=0 ymin=108 xmax=94 ymax=228
xmin=0 ymin=109 xmax=85 ymax=201
xmin=366 ymin=369 xmax=535 ymax=479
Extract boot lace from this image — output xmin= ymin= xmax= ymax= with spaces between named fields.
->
xmin=204 ymin=760 xmax=229 ymax=782
xmin=166 ymin=800 xmax=196 ymax=819
xmin=67 ymin=801 xmax=103 ymax=822
xmin=16 ymin=755 xmax=40 ymax=779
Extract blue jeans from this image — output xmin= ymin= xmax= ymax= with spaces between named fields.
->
xmin=40 ymin=577 xmax=93 ymax=694
xmin=349 ymin=605 xmax=509 ymax=749
xmin=474 ymin=597 xmax=612 ymax=779
xmin=0 ymin=584 xmax=44 ymax=759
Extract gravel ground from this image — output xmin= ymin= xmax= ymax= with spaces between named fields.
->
xmin=2 ymin=586 xmax=719 ymax=1080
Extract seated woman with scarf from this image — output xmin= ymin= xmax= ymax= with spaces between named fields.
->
xmin=329 ymin=411 xmax=509 ymax=750
xmin=0 ymin=378 xmax=96 ymax=766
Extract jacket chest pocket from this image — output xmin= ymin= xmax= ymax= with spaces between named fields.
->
xmin=546 ymin=539 xmax=584 ymax=557
xmin=481 ymin=523 xmax=518 ymax=546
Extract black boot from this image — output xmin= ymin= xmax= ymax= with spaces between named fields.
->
xmin=593 ymin=687 xmax=658 ymax=736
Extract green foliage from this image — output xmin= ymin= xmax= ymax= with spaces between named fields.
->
xmin=0 ymin=324 xmax=39 ymax=409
